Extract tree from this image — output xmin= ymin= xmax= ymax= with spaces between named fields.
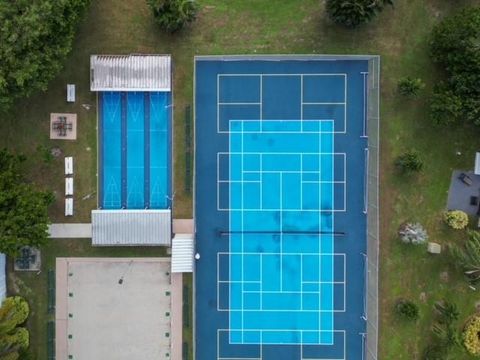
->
xmin=395 ymin=299 xmax=419 ymax=320
xmin=147 ymin=0 xmax=198 ymax=33
xmin=0 ymin=297 xmax=29 ymax=336
xmin=429 ymin=7 xmax=480 ymax=126
xmin=0 ymin=0 xmax=91 ymax=110
xmin=0 ymin=149 xmax=53 ymax=256
xmin=397 ymin=77 xmax=425 ymax=97
xmin=326 ymin=0 xmax=393 ymax=28
xmin=434 ymin=300 xmax=459 ymax=326
xmin=430 ymin=85 xmax=463 ymax=126
xmin=398 ymin=222 xmax=428 ymax=245
xmin=395 ymin=151 xmax=423 ymax=174
xmin=450 ymin=231 xmax=480 ymax=282
xmin=0 ymin=297 xmax=30 ymax=359
xmin=443 ymin=210 xmax=468 ymax=230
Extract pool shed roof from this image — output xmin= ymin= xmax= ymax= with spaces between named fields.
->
xmin=90 ymin=54 xmax=171 ymax=92
xmin=92 ymin=209 xmax=171 ymax=246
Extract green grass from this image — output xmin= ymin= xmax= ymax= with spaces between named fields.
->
xmin=1 ymin=0 xmax=480 ymax=359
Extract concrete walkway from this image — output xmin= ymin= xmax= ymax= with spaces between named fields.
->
xmin=49 ymin=223 xmax=92 ymax=238
xmin=173 ymin=219 xmax=194 ymax=234
xmin=170 ymin=273 xmax=183 ymax=360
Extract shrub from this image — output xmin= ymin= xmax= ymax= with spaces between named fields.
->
xmin=395 ymin=151 xmax=423 ymax=174
xmin=398 ymin=77 xmax=425 ymax=97
xmin=463 ymin=315 xmax=480 ymax=355
xmin=398 ymin=222 xmax=428 ymax=245
xmin=443 ymin=210 xmax=468 ymax=230
xmin=147 ymin=0 xmax=198 ymax=33
xmin=395 ymin=299 xmax=419 ymax=320
xmin=326 ymin=0 xmax=393 ymax=28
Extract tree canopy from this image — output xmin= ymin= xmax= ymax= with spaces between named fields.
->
xmin=0 ymin=0 xmax=91 ymax=109
xmin=430 ymin=7 xmax=480 ymax=125
xmin=0 ymin=297 xmax=30 ymax=359
xmin=0 ymin=149 xmax=53 ymax=256
xmin=147 ymin=0 xmax=198 ymax=33
xmin=326 ymin=0 xmax=393 ymax=28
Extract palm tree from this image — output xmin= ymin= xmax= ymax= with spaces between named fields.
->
xmin=450 ymin=231 xmax=480 ymax=283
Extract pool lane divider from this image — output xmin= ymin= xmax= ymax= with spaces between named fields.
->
xmin=121 ymin=92 xmax=127 ymax=208
xmin=144 ymin=92 xmax=151 ymax=209
xmin=98 ymin=92 xmax=104 ymax=208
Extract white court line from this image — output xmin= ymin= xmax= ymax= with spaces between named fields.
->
xmin=302 ymin=102 xmax=345 ymax=105
xmin=216 ymin=329 xmax=346 ymax=358
xmin=219 ymin=102 xmax=262 ymax=105
xmin=217 ymin=73 xmax=348 ymax=134
xmin=280 ymin=172 xmax=283 ymax=292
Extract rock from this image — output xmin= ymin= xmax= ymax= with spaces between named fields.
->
xmin=419 ymin=292 xmax=427 ymax=303
xmin=440 ymin=271 xmax=449 ymax=283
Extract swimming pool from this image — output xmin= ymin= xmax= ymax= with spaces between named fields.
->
xmin=99 ymin=91 xmax=171 ymax=210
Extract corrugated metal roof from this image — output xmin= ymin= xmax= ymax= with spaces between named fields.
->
xmin=92 ymin=210 xmax=171 ymax=246
xmin=90 ymin=55 xmax=171 ymax=91
xmin=171 ymin=234 xmax=194 ymax=273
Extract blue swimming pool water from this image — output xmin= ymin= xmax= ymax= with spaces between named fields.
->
xmin=99 ymin=91 xmax=171 ymax=209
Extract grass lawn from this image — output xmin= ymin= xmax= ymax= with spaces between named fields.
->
xmin=1 ymin=0 xmax=480 ymax=359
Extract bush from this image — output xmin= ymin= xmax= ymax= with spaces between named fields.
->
xmin=429 ymin=7 xmax=480 ymax=126
xmin=443 ymin=210 xmax=468 ymax=230
xmin=398 ymin=222 xmax=428 ymax=245
xmin=147 ymin=0 xmax=198 ymax=33
xmin=395 ymin=151 xmax=423 ymax=174
xmin=395 ymin=299 xmax=419 ymax=320
xmin=0 ymin=1 xmax=91 ymax=110
xmin=398 ymin=77 xmax=425 ymax=97
xmin=463 ymin=315 xmax=480 ymax=355
xmin=326 ymin=0 xmax=393 ymax=28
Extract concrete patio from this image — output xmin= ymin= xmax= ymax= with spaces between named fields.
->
xmin=446 ymin=170 xmax=480 ymax=216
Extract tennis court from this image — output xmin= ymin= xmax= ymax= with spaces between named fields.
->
xmin=99 ymin=91 xmax=171 ymax=209
xmin=195 ymin=56 xmax=379 ymax=360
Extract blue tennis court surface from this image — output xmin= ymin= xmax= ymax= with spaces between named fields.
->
xmin=99 ymin=91 xmax=171 ymax=209
xmin=195 ymin=56 xmax=373 ymax=360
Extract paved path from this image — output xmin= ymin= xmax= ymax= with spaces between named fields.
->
xmin=171 ymin=273 xmax=183 ymax=360
xmin=49 ymin=223 xmax=92 ymax=238
xmin=173 ymin=219 xmax=194 ymax=234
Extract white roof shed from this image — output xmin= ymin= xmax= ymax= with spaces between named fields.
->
xmin=90 ymin=54 xmax=171 ymax=92
xmin=171 ymin=234 xmax=194 ymax=273
xmin=92 ymin=210 xmax=171 ymax=246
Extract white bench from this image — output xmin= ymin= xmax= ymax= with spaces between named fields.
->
xmin=67 ymin=84 xmax=75 ymax=103
xmin=65 ymin=198 xmax=73 ymax=216
xmin=65 ymin=157 xmax=73 ymax=175
xmin=65 ymin=178 xmax=73 ymax=196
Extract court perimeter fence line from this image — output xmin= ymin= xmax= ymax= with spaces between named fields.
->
xmin=365 ymin=56 xmax=380 ymax=360
xmin=192 ymin=54 xmax=380 ymax=360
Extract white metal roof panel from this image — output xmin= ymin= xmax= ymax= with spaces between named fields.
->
xmin=171 ymin=234 xmax=194 ymax=273
xmin=90 ymin=55 xmax=171 ymax=92
xmin=92 ymin=209 xmax=171 ymax=246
